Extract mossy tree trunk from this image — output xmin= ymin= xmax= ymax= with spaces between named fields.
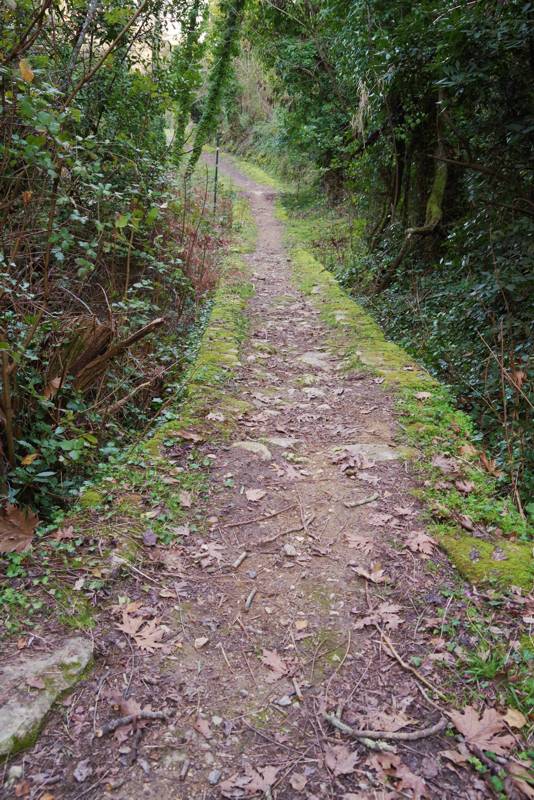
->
xmin=185 ymin=0 xmax=247 ymax=177
xmin=172 ymin=0 xmax=206 ymax=164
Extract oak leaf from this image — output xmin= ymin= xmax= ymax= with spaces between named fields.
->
xmin=404 ymin=530 xmax=435 ymax=557
xmin=0 ymin=504 xmax=39 ymax=553
xmin=260 ymin=648 xmax=288 ymax=681
xmin=448 ymin=706 xmax=515 ymax=755
xmin=325 ymin=743 xmax=360 ymax=776
xmin=352 ymin=601 xmax=404 ymax=631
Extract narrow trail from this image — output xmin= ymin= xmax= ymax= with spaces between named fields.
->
xmin=9 ymin=160 xmax=497 ymax=799
xmin=104 ymin=160 xmax=485 ymax=798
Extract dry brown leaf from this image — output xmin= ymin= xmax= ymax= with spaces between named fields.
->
xmin=19 ymin=58 xmax=34 ymax=83
xmin=245 ymin=488 xmax=266 ymax=502
xmin=174 ymin=429 xmax=204 ymax=442
xmin=220 ymin=764 xmax=280 ymax=798
xmin=367 ymin=710 xmax=417 ymax=733
xmin=509 ymin=761 xmax=534 ymax=799
xmin=395 ymin=763 xmax=429 ymax=799
xmin=352 ymin=563 xmax=388 ymax=583
xmin=260 ymin=648 xmax=288 ymax=681
xmin=431 ymin=454 xmax=459 ymax=475
xmin=503 ymin=707 xmax=527 ymax=729
xmin=179 ymin=490 xmax=192 ymax=508
xmin=289 ymin=772 xmax=307 ymax=791
xmin=21 ymin=453 xmax=39 ymax=466
xmin=353 ymin=601 xmax=404 ymax=631
xmin=440 ymin=748 xmax=468 ymax=766
xmin=345 ymin=533 xmax=374 ymax=554
xmin=480 ymin=452 xmax=503 ymax=477
xmin=0 ymin=504 xmax=39 ymax=553
xmin=455 ymin=480 xmax=475 ymax=494
xmin=448 ymin=706 xmax=515 ymax=755
xmin=194 ymin=715 xmax=212 ymax=740
xmin=325 ymin=743 xmax=360 ymax=776
xmin=458 ymin=443 xmax=477 ymax=458
xmin=117 ymin=611 xmax=165 ymax=652
xmin=414 ymin=392 xmax=432 ymax=401
xmin=404 ymin=530 xmax=435 ymax=557
xmin=43 ymin=376 xmax=62 ymax=399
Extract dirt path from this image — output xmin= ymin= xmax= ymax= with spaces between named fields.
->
xmin=7 ymin=159 xmax=504 ymax=799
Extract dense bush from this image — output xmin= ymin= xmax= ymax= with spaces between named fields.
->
xmin=228 ymin=0 xmax=534 ymax=508
xmin=0 ymin=0 xmax=234 ymax=517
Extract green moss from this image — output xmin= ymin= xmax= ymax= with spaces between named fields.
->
xmin=78 ymin=488 xmax=104 ymax=509
xmin=272 ymin=189 xmax=533 ymax=590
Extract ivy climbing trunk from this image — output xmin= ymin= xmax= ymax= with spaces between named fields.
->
xmin=185 ymin=0 xmax=247 ymax=177
xmin=172 ymin=0 xmax=205 ymax=164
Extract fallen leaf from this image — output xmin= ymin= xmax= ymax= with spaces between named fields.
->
xmin=52 ymin=525 xmax=75 ymax=541
xmin=179 ymin=490 xmax=192 ymax=508
xmin=415 ymin=392 xmax=432 ymax=401
xmin=245 ymin=488 xmax=266 ymax=502
xmin=480 ymin=452 xmax=503 ymax=477
xmin=260 ymin=648 xmax=288 ymax=681
xmin=353 ymin=601 xmax=404 ymax=630
xmin=352 ymin=563 xmax=388 ymax=583
xmin=0 ymin=504 xmax=39 ymax=553
xmin=174 ymin=429 xmax=204 ymax=442
xmin=325 ymin=744 xmax=360 ymax=776
xmin=431 ymin=455 xmax=459 ymax=476
xmin=455 ymin=480 xmax=475 ymax=494
xmin=458 ymin=443 xmax=477 ymax=458
xmin=289 ymin=772 xmax=307 ymax=791
xmin=43 ymin=376 xmax=62 ymax=399
xmin=448 ymin=706 xmax=515 ymax=755
xmin=395 ymin=763 xmax=429 ymax=799
xmin=440 ymin=748 xmax=468 ymax=766
xmin=21 ymin=453 xmax=39 ymax=466
xmin=504 ymin=707 xmax=527 ymax=729
xmin=345 ymin=533 xmax=374 ymax=554
xmin=19 ymin=58 xmax=34 ymax=83
xmin=117 ymin=611 xmax=165 ymax=652
xmin=404 ymin=531 xmax=435 ymax=557
xmin=295 ymin=619 xmax=308 ymax=631
xmin=366 ymin=710 xmax=417 ymax=733
xmin=194 ymin=715 xmax=213 ymax=740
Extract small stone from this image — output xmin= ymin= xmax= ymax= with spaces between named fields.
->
xmin=74 ymin=759 xmax=93 ymax=783
xmin=194 ymin=637 xmax=209 ymax=650
xmin=211 ymin=715 xmax=223 ymax=727
xmin=6 ymin=765 xmax=23 ymax=786
xmin=246 ymin=570 xmax=257 ymax=579
xmin=284 ymin=543 xmax=297 ymax=557
xmin=275 ymin=695 xmax=292 ymax=707
xmin=232 ymin=441 xmax=272 ymax=461
xmin=208 ymin=769 xmax=222 ymax=785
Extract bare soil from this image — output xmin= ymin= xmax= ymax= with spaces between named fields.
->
xmin=2 ymin=158 xmax=515 ymax=800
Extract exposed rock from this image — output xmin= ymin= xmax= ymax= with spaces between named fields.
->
xmin=0 ymin=636 xmax=93 ymax=755
xmin=343 ymin=443 xmax=400 ymax=462
xmin=298 ymin=351 xmax=330 ymax=369
xmin=264 ymin=436 xmax=299 ymax=449
xmin=232 ymin=440 xmax=272 ymax=461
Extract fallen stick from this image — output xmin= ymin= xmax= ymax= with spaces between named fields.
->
xmin=258 ymin=524 xmax=304 ymax=545
xmin=377 ymin=627 xmax=449 ymax=703
xmin=222 ymin=503 xmax=296 ymax=529
xmin=323 ymin=712 xmax=447 ymax=741
xmin=244 ymin=587 xmax=257 ymax=611
xmin=96 ymin=710 xmax=167 ymax=737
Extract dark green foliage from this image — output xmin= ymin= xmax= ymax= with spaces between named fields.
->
xmin=237 ymin=0 xmax=534 ymax=506
xmin=186 ymin=0 xmax=247 ymax=175
xmin=0 ymin=0 xmax=231 ymax=516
